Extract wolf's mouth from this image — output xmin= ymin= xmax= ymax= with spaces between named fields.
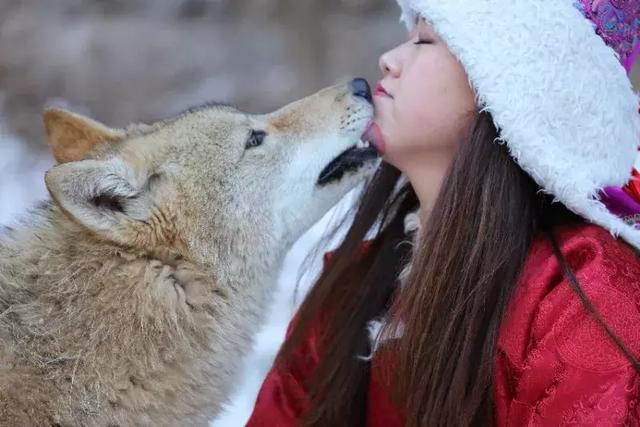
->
xmin=317 ymin=140 xmax=379 ymax=186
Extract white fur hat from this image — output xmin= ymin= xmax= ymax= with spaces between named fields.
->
xmin=395 ymin=0 xmax=640 ymax=249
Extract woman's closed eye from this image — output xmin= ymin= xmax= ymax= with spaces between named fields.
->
xmin=414 ymin=38 xmax=433 ymax=45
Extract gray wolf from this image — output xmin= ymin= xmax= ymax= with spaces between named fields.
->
xmin=0 ymin=79 xmax=378 ymax=426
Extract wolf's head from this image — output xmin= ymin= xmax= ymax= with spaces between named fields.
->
xmin=42 ymin=80 xmax=378 ymax=267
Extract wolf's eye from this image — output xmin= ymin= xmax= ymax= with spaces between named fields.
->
xmin=246 ymin=130 xmax=266 ymax=149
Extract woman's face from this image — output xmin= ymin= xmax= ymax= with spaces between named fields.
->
xmin=369 ymin=19 xmax=477 ymax=170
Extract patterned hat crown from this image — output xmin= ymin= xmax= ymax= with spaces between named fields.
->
xmin=574 ymin=0 xmax=640 ymax=73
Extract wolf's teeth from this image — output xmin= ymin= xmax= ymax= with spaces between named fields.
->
xmin=356 ymin=139 xmax=367 ymax=149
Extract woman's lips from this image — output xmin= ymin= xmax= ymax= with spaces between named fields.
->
xmin=374 ymin=82 xmax=392 ymax=98
xmin=363 ymin=122 xmax=386 ymax=155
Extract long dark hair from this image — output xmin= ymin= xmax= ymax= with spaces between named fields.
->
xmin=277 ymin=112 xmax=640 ymax=426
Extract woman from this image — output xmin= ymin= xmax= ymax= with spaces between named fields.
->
xmin=247 ymin=0 xmax=640 ymax=425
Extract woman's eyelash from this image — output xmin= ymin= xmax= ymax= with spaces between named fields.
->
xmin=414 ymin=39 xmax=433 ymax=45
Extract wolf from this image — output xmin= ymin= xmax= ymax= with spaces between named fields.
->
xmin=0 ymin=79 xmax=378 ymax=426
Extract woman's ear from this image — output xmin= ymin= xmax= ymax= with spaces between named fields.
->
xmin=45 ymin=157 xmax=153 ymax=246
xmin=43 ymin=108 xmax=125 ymax=164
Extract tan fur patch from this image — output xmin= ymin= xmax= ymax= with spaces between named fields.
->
xmin=43 ymin=109 xmax=125 ymax=163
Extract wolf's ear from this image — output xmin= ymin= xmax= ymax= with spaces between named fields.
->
xmin=43 ymin=108 xmax=125 ymax=164
xmin=45 ymin=158 xmax=152 ymax=245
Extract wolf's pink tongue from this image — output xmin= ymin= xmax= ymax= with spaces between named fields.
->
xmin=363 ymin=122 xmax=386 ymax=155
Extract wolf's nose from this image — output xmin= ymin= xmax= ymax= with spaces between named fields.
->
xmin=350 ymin=78 xmax=372 ymax=102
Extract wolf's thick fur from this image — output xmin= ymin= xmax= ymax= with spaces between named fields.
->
xmin=0 ymin=84 xmax=375 ymax=426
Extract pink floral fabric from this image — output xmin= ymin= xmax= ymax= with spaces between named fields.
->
xmin=574 ymin=0 xmax=640 ymax=73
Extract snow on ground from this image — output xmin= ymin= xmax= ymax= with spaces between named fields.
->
xmin=0 ymin=114 xmax=355 ymax=427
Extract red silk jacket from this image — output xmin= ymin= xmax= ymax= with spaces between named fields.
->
xmin=247 ymin=224 xmax=640 ymax=426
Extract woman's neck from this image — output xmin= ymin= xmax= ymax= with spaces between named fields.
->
xmin=401 ymin=151 xmax=453 ymax=224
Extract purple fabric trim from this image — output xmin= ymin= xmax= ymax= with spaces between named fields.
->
xmin=625 ymin=42 xmax=640 ymax=73
xmin=600 ymin=186 xmax=640 ymax=228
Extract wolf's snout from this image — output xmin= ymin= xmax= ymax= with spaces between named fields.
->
xmin=349 ymin=78 xmax=372 ymax=102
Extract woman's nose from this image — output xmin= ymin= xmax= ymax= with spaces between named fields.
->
xmin=379 ymin=49 xmax=401 ymax=78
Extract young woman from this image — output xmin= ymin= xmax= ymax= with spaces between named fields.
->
xmin=247 ymin=1 xmax=640 ymax=425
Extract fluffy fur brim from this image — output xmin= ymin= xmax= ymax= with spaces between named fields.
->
xmin=396 ymin=0 xmax=640 ymax=249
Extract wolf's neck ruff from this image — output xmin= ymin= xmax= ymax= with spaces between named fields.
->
xmin=0 ymin=202 xmax=283 ymax=425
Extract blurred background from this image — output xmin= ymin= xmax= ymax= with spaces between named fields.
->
xmin=0 ymin=1 xmax=639 ymax=426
